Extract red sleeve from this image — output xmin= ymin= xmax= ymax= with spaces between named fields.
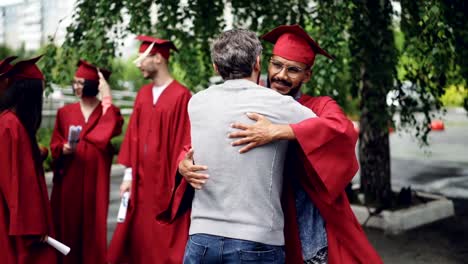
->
xmin=84 ymin=105 xmax=124 ymax=150
xmin=171 ymin=91 xmax=192 ymax=167
xmin=50 ymin=108 xmax=65 ymax=160
xmin=173 ymin=144 xmax=192 ymax=216
xmin=0 ymin=124 xmax=48 ymax=236
xmin=168 ymin=90 xmax=193 ymax=213
xmin=177 ymin=145 xmax=191 ymax=171
xmin=117 ymin=97 xmax=140 ymax=168
xmin=290 ymin=97 xmax=359 ymax=203
xmin=157 ymin=90 xmax=194 ymax=223
xmin=50 ymin=108 xmax=68 ymax=182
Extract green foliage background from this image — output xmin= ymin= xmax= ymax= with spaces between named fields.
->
xmin=36 ymin=0 xmax=467 ymax=140
xmin=3 ymin=0 xmax=467 ymax=205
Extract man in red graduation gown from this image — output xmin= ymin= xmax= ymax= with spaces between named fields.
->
xmin=0 ymin=56 xmax=58 ymax=264
xmin=50 ymin=60 xmax=123 ymax=264
xmin=228 ymin=25 xmax=382 ymax=264
xmin=108 ymin=35 xmax=192 ymax=264
xmin=168 ymin=25 xmax=383 ymax=264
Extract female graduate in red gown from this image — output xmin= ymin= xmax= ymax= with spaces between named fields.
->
xmin=50 ymin=60 xmax=123 ymax=264
xmin=0 ymin=56 xmax=58 ymax=264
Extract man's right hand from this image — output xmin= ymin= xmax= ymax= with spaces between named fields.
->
xmin=120 ymin=180 xmax=131 ymax=198
xmin=178 ymin=149 xmax=209 ymax=190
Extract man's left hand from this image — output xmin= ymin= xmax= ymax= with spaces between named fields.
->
xmin=228 ymin=113 xmax=277 ymax=153
xmin=179 ymin=149 xmax=209 ymax=190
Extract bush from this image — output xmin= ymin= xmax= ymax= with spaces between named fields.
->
xmin=111 ymin=57 xmax=147 ymax=91
xmin=441 ymin=85 xmax=467 ymax=107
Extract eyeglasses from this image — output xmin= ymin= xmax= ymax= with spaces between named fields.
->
xmin=268 ymin=59 xmax=307 ymax=79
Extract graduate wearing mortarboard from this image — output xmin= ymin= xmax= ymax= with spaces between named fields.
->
xmin=108 ymin=35 xmax=192 ymax=264
xmin=49 ymin=59 xmax=123 ymax=264
xmin=0 ymin=56 xmax=58 ymax=264
xmin=260 ymin=25 xmax=383 ymax=264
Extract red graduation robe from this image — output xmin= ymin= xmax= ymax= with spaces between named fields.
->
xmin=0 ymin=111 xmax=57 ymax=264
xmin=284 ymin=95 xmax=382 ymax=264
xmin=160 ymin=95 xmax=382 ymax=264
xmin=50 ymin=103 xmax=123 ymax=264
xmin=108 ymin=80 xmax=192 ymax=264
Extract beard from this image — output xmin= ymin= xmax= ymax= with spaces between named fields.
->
xmin=267 ymin=75 xmax=302 ymax=97
xmin=144 ymin=70 xmax=157 ymax=80
xmin=141 ymin=65 xmax=158 ymax=80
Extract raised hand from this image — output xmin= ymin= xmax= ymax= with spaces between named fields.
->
xmin=97 ymin=69 xmax=111 ymax=98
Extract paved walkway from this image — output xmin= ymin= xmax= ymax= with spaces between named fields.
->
xmin=45 ymin=164 xmax=468 ymax=264
xmin=43 ymin=108 xmax=468 ymax=263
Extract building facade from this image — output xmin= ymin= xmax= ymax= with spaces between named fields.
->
xmin=0 ymin=0 xmax=75 ymax=51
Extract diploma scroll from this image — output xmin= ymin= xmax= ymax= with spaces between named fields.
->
xmin=117 ymin=192 xmax=130 ymax=223
xmin=46 ymin=236 xmax=71 ymax=255
xmin=68 ymin=125 xmax=82 ymax=150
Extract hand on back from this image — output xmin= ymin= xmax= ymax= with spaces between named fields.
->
xmin=178 ymin=148 xmax=209 ymax=190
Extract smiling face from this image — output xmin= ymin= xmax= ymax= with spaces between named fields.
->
xmin=267 ymin=55 xmax=311 ymax=96
xmin=72 ymin=77 xmax=85 ymax=98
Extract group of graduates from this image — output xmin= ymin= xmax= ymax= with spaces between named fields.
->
xmin=0 ymin=55 xmax=123 ymax=264
xmin=0 ymin=24 xmax=383 ymax=264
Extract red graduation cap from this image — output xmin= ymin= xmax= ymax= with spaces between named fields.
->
xmin=0 ymin=56 xmax=18 ymax=76
xmin=261 ymin=24 xmax=333 ymax=67
xmin=75 ymin=59 xmax=112 ymax=81
xmin=0 ymin=56 xmax=18 ymax=91
xmin=136 ymin=35 xmax=178 ymax=60
xmin=2 ymin=55 xmax=44 ymax=81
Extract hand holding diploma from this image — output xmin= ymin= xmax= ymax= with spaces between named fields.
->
xmin=67 ymin=125 xmax=82 ymax=152
xmin=117 ymin=191 xmax=130 ymax=223
xmin=45 ymin=236 xmax=71 ymax=255
xmin=63 ymin=143 xmax=73 ymax=155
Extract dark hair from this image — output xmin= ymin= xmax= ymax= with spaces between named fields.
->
xmin=211 ymin=29 xmax=263 ymax=80
xmin=82 ymin=79 xmax=99 ymax=97
xmin=0 ymin=79 xmax=44 ymax=171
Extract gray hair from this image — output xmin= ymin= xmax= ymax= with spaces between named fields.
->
xmin=211 ymin=29 xmax=263 ymax=80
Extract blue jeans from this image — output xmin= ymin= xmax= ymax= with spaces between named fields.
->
xmin=183 ymin=234 xmax=285 ymax=264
